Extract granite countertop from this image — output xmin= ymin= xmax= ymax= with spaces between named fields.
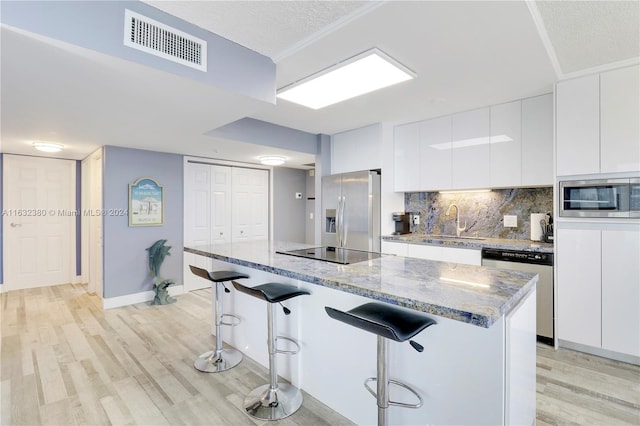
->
xmin=185 ymin=240 xmax=537 ymax=329
xmin=382 ymin=233 xmax=554 ymax=253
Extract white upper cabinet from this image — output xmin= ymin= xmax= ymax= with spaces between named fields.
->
xmin=420 ymin=115 xmax=452 ymax=190
xmin=600 ymin=65 xmax=640 ymax=173
xmin=452 ymin=108 xmax=491 ymax=189
xmin=393 ymin=94 xmax=553 ymax=192
xmin=522 ymin=94 xmax=553 ymax=186
xmin=332 ymin=123 xmax=382 ymax=174
xmin=394 ymin=122 xmax=421 ymax=192
xmin=490 ymin=100 xmax=522 ymax=187
xmin=556 ymin=65 xmax=639 ymax=177
xmin=556 ymin=74 xmax=600 ymax=176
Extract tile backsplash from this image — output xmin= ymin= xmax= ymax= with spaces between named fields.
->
xmin=405 ymin=187 xmax=553 ymax=240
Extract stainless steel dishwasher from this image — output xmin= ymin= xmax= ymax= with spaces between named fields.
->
xmin=481 ymin=248 xmax=554 ymax=345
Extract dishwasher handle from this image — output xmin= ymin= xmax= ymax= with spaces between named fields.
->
xmin=481 ymin=248 xmax=553 ymax=266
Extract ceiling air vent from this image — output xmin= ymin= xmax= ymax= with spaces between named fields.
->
xmin=124 ymin=9 xmax=207 ymax=72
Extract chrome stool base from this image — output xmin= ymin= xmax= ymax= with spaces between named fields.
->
xmin=243 ymin=383 xmax=303 ymax=421
xmin=194 ymin=348 xmax=243 ymax=373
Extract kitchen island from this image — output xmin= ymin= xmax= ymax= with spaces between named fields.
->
xmin=185 ymin=240 xmax=537 ymax=425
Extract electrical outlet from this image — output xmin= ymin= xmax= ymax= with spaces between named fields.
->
xmin=504 ymin=215 xmax=518 ymax=227
xmin=412 ymin=215 xmax=420 ymax=225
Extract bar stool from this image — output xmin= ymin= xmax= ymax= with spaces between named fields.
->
xmin=232 ymin=280 xmax=310 ymax=421
xmin=189 ymin=265 xmax=249 ymax=373
xmin=325 ymin=302 xmax=437 ymax=426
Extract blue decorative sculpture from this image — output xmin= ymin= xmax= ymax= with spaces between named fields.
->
xmin=147 ymin=239 xmax=176 ymax=305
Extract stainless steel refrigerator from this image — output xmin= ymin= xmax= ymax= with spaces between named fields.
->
xmin=321 ymin=170 xmax=381 ymax=252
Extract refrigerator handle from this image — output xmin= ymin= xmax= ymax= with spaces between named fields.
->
xmin=337 ymin=196 xmax=343 ymax=247
xmin=342 ymin=196 xmax=348 ymax=247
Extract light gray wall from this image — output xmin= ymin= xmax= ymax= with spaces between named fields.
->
xmin=0 ymin=154 xmax=3 ymax=284
xmin=103 ymin=146 xmax=183 ymax=298
xmin=208 ymin=118 xmax=318 ymax=154
xmin=1 ymin=1 xmax=275 ymax=102
xmin=305 ymin=170 xmax=316 ymax=244
xmin=273 ymin=167 xmax=306 ymax=243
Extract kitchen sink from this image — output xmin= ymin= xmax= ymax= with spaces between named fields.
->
xmin=429 ymin=234 xmax=486 ymax=241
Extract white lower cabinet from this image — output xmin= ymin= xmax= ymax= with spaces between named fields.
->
xmin=601 ymin=229 xmax=640 ymax=357
xmin=381 ymin=240 xmax=408 ymax=257
xmin=557 ymin=228 xmax=602 ymax=347
xmin=382 ymin=241 xmax=481 ymax=265
xmin=557 ymin=227 xmax=640 ymax=358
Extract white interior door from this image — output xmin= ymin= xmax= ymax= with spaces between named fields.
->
xmin=3 ymin=154 xmax=76 ymax=290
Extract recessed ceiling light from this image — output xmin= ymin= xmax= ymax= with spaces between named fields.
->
xmin=33 ymin=142 xmax=64 ymax=153
xmin=259 ymin=155 xmax=286 ymax=166
xmin=276 ymin=48 xmax=415 ymax=109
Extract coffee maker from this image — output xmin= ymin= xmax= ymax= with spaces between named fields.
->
xmin=392 ymin=212 xmax=411 ymax=235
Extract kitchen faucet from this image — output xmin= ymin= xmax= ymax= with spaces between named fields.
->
xmin=445 ymin=203 xmax=467 ymax=237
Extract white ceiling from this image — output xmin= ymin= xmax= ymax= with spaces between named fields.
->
xmin=1 ymin=1 xmax=638 ymax=168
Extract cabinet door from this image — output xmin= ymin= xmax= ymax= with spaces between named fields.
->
xmin=490 ymin=100 xmax=522 ymax=188
xmin=407 ymin=244 xmax=481 ymax=265
xmin=556 ymin=75 xmax=600 ymax=176
xmin=452 ymin=108 xmax=491 ymax=189
xmin=420 ymin=116 xmax=452 ymax=190
xmin=332 ymin=123 xmax=382 ymax=174
xmin=381 ymin=241 xmax=408 ymax=257
xmin=394 ymin=122 xmax=420 ymax=192
xmin=601 ymin=229 xmax=640 ymax=357
xmin=600 ymin=65 xmax=640 ymax=173
xmin=556 ymin=228 xmax=601 ymax=347
xmin=522 ymin=94 xmax=553 ymax=186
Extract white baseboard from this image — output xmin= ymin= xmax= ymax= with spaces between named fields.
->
xmin=558 ymin=339 xmax=640 ymax=366
xmin=103 ymin=285 xmax=185 ymax=309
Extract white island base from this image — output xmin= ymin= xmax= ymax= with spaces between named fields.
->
xmin=200 ymin=258 xmax=536 ymax=426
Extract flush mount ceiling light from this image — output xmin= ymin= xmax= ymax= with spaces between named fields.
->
xmin=259 ymin=155 xmax=286 ymax=166
xmin=276 ymin=48 xmax=416 ymax=109
xmin=33 ymin=142 xmax=64 ymax=153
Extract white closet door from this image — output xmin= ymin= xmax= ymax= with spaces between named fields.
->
xmin=184 ymin=162 xmax=214 ymax=291
xmin=232 ymin=168 xmax=269 ymax=241
xmin=211 ymin=166 xmax=232 ymax=244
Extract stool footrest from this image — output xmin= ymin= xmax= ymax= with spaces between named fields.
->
xmin=275 ymin=336 xmax=300 ymax=355
xmin=364 ymin=377 xmax=424 ymax=409
xmin=220 ymin=313 xmax=241 ymax=327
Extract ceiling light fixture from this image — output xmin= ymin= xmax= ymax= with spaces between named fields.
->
xmin=276 ymin=48 xmax=416 ymax=109
xmin=259 ymin=155 xmax=286 ymax=166
xmin=33 ymin=142 xmax=64 ymax=153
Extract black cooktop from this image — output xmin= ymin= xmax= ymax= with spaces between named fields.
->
xmin=276 ymin=246 xmax=382 ymax=265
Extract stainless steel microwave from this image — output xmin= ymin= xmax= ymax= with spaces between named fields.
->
xmin=560 ymin=178 xmax=640 ymax=218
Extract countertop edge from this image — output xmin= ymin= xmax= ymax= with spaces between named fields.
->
xmin=185 ymin=246 xmax=537 ymax=328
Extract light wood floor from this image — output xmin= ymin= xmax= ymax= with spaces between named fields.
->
xmin=1 ymin=284 xmax=639 ymax=425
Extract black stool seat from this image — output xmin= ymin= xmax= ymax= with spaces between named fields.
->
xmin=325 ymin=302 xmax=436 ymax=343
xmin=189 ymin=266 xmax=249 ymax=283
xmin=233 ymin=281 xmax=310 ymax=303
xmin=325 ymin=302 xmax=436 ymax=425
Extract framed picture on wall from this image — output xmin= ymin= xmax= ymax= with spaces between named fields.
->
xmin=129 ymin=177 xmax=164 ymax=226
